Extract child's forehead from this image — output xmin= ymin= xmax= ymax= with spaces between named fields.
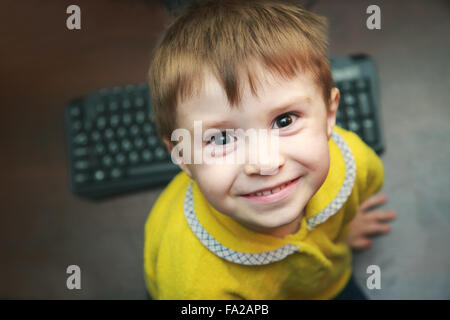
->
xmin=181 ymin=66 xmax=314 ymax=110
xmin=176 ymin=68 xmax=318 ymax=125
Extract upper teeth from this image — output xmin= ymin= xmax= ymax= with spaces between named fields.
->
xmin=249 ymin=182 xmax=290 ymax=197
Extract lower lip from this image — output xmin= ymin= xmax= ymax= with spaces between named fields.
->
xmin=241 ymin=177 xmax=301 ymax=205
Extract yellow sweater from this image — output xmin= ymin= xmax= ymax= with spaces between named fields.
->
xmin=143 ymin=126 xmax=384 ymax=299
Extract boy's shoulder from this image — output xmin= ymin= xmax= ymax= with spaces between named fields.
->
xmin=144 ymin=171 xmax=191 ymax=255
xmin=333 ymin=126 xmax=384 ymax=202
xmin=144 ymin=171 xmax=245 ymax=299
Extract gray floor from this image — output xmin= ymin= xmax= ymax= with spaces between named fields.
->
xmin=1 ymin=0 xmax=449 ymax=299
xmin=316 ymin=0 xmax=450 ymax=299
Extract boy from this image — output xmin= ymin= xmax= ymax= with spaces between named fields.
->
xmin=144 ymin=0 xmax=396 ymax=299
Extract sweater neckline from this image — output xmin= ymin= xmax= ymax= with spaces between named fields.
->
xmin=183 ymin=128 xmax=356 ymax=265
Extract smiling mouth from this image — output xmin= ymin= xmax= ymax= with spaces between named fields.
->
xmin=242 ymin=177 xmax=301 ymax=205
xmin=243 ymin=177 xmax=300 ymax=197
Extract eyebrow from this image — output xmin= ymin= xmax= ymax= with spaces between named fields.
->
xmin=201 ymin=95 xmax=312 ymax=130
xmin=267 ymin=95 xmax=312 ymax=119
xmin=202 ymin=119 xmax=236 ymax=131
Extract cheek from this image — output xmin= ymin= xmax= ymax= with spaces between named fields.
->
xmin=284 ymin=132 xmax=330 ymax=175
xmin=190 ymin=164 xmax=239 ymax=201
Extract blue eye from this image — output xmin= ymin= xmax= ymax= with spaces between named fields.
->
xmin=210 ymin=131 xmax=235 ymax=145
xmin=273 ymin=113 xmax=297 ymax=129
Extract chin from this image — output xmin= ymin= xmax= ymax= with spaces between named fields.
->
xmin=259 ymin=209 xmax=302 ymax=230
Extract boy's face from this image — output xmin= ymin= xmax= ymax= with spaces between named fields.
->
xmin=172 ymin=68 xmax=339 ymax=238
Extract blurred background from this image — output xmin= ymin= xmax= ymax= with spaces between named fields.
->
xmin=0 ymin=0 xmax=449 ymax=299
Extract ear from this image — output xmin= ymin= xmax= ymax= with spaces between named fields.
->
xmin=326 ymin=87 xmax=340 ymax=140
xmin=163 ymin=137 xmax=193 ymax=179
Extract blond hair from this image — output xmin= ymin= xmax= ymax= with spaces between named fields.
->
xmin=149 ymin=0 xmax=332 ymax=139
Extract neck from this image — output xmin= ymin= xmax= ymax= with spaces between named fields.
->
xmin=259 ymin=211 xmax=304 ymax=239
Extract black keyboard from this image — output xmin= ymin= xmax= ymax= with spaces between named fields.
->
xmin=331 ymin=54 xmax=385 ymax=154
xmin=64 ymin=54 xmax=385 ymax=198
xmin=64 ymin=84 xmax=180 ymax=198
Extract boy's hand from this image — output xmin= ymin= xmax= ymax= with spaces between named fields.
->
xmin=346 ymin=193 xmax=397 ymax=250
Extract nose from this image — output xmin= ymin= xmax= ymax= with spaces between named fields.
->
xmin=241 ymin=128 xmax=284 ymax=176
xmin=244 ymin=153 xmax=285 ymax=176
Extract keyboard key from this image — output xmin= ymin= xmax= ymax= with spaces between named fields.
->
xmin=98 ymin=88 xmax=109 ymax=95
xmin=125 ymin=84 xmax=135 ymax=93
xmin=95 ymin=143 xmax=106 ymax=155
xmin=134 ymin=137 xmax=144 ymax=149
xmin=142 ymin=123 xmax=153 ymax=135
xmin=91 ymin=131 xmax=101 ymax=142
xmin=147 ymin=136 xmax=158 ymax=148
xmin=134 ymin=96 xmax=145 ymax=108
xmin=136 ymin=111 xmax=146 ymax=123
xmin=348 ymin=120 xmax=360 ymax=132
xmin=345 ymin=106 xmax=358 ymax=119
xmin=141 ymin=149 xmax=153 ymax=162
xmin=116 ymin=126 xmax=127 ymax=138
xmin=356 ymin=78 xmax=368 ymax=90
xmin=94 ymin=170 xmax=105 ymax=182
xmin=104 ymin=128 xmax=114 ymax=140
xmin=96 ymin=117 xmax=107 ymax=129
xmin=129 ymin=151 xmax=140 ymax=164
xmin=73 ymin=133 xmax=88 ymax=145
xmin=123 ymin=113 xmax=132 ymax=126
xmin=344 ymin=93 xmax=356 ymax=105
xmin=137 ymin=83 xmax=148 ymax=91
xmin=71 ymin=120 xmax=82 ymax=132
xmin=102 ymin=155 xmax=114 ymax=167
xmin=155 ymin=147 xmax=167 ymax=160
xmin=115 ymin=153 xmax=126 ymax=166
xmin=110 ymin=167 xmax=123 ymax=179
xmin=362 ymin=119 xmax=377 ymax=143
xmin=121 ymin=139 xmax=132 ymax=152
xmin=108 ymin=141 xmax=119 ymax=154
xmin=74 ymin=173 xmax=89 ymax=184
xmin=74 ymin=160 xmax=90 ymax=170
xmin=340 ymin=81 xmax=352 ymax=92
xmin=110 ymin=114 xmax=120 ymax=127
xmin=69 ymin=106 xmax=81 ymax=118
xmin=130 ymin=124 xmax=140 ymax=136
xmin=358 ymin=93 xmax=372 ymax=116
xmin=95 ymin=103 xmax=105 ymax=114
xmin=73 ymin=147 xmax=89 ymax=157
xmin=83 ymin=121 xmax=93 ymax=132
xmin=121 ymin=98 xmax=132 ymax=109
xmin=108 ymin=99 xmax=119 ymax=112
